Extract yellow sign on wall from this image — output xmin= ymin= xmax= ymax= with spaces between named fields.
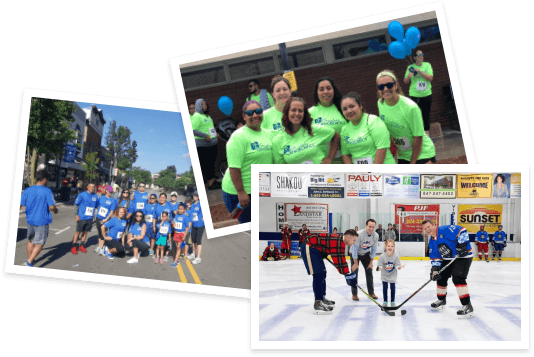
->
xmin=457 ymin=204 xmax=503 ymax=233
xmin=283 ymin=71 xmax=298 ymax=92
xmin=457 ymin=174 xmax=493 ymax=198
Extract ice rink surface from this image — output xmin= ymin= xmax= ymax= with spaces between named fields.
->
xmin=259 ymin=258 xmax=521 ymax=341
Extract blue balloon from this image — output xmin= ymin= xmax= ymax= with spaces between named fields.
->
xmin=405 ymin=27 xmax=421 ymax=49
xmin=388 ymin=41 xmax=405 ymax=60
xmin=405 ymin=44 xmax=412 ymax=57
xmin=388 ymin=21 xmax=404 ymax=40
xmin=217 ymin=96 xmax=233 ymax=117
xmin=368 ymin=39 xmax=380 ymax=52
xmin=402 ymin=38 xmax=410 ymax=50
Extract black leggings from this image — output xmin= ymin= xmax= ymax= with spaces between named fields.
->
xmin=410 ymin=95 xmax=432 ymax=131
xmin=196 ymin=145 xmax=218 ymax=182
xmin=383 ymin=281 xmax=396 ymax=302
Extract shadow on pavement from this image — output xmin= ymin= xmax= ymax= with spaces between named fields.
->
xmin=35 ymin=235 xmax=100 ymax=267
xmin=17 ymin=228 xmax=27 ymax=242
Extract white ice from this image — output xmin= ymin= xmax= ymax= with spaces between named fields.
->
xmin=259 ymin=258 xmax=521 ymax=341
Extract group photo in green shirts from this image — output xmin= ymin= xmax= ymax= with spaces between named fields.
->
xmin=180 ymin=15 xmax=469 ymax=228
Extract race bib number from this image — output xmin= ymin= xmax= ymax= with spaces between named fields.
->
xmin=392 ymin=136 xmax=412 ymax=151
xmin=117 ymin=232 xmax=123 ymax=239
xmin=160 ymin=226 xmax=169 ymax=234
xmin=209 ymin=127 xmax=217 ymax=137
xmin=136 ymin=202 xmax=145 ymax=210
xmin=416 ymin=81 xmax=427 ymax=91
xmin=84 ymin=207 xmax=94 ymax=216
xmin=300 ymin=160 xmax=313 ymax=164
xmin=146 ymin=215 xmax=153 ymax=223
xmin=335 ymin=149 xmax=342 ymax=158
xmin=192 ymin=213 xmax=198 ymax=222
xmin=353 ymin=156 xmax=373 ymax=164
xmin=174 ymin=222 xmax=183 ymax=230
xmin=98 ymin=207 xmax=108 ymax=217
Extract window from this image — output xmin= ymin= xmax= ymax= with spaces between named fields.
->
xmin=182 ymin=66 xmax=226 ymax=90
xmin=418 ymin=24 xmax=441 ymax=44
xmin=333 ymin=35 xmax=387 ymax=60
xmin=277 ymin=47 xmax=324 ymax=69
xmin=228 ymin=57 xmax=275 ymax=81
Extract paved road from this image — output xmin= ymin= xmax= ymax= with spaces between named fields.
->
xmin=15 ymin=189 xmax=251 ymax=290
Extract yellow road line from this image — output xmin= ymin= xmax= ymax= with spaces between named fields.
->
xmin=185 ymin=259 xmax=202 ymax=284
xmin=176 ymin=262 xmax=187 ymax=283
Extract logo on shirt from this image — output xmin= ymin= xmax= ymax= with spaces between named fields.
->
xmin=283 ymin=143 xmax=318 ymax=155
xmin=385 ymin=262 xmax=395 ymax=272
xmin=272 ymin=123 xmax=282 ymax=130
xmin=314 ymin=117 xmax=344 ymax=126
xmin=250 ymin=141 xmax=271 ymax=152
xmin=344 ymin=135 xmax=368 ymax=145
xmin=92 ymin=197 xmax=97 ymax=201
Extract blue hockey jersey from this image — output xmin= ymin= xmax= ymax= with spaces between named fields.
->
xmin=429 ymin=225 xmax=472 ymax=267
xmin=475 ymin=231 xmax=489 ymax=243
xmin=493 ymin=230 xmax=507 ymax=243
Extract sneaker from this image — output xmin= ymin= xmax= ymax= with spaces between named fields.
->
xmin=192 ymin=257 xmax=202 ymax=264
xmin=163 ymin=255 xmax=169 ymax=262
xmin=155 ymin=258 xmax=159 ymax=264
xmin=95 ymin=246 xmax=101 ymax=253
xmin=313 ymin=300 xmax=333 ymax=315
xmin=127 ymin=257 xmax=139 ymax=264
xmin=457 ymin=302 xmax=474 ymax=319
xmin=187 ymin=253 xmax=195 ymax=260
xmin=79 ymin=245 xmax=87 ymax=253
xmin=71 ymin=246 xmax=78 ymax=255
xmin=171 ymin=261 xmax=179 ymax=268
xmin=383 ymin=301 xmax=388 ymax=307
xmin=103 ymin=246 xmax=114 ymax=260
xmin=390 ymin=302 xmax=396 ymax=307
xmin=23 ymin=261 xmax=34 ymax=267
xmin=431 ymin=297 xmax=446 ymax=311
xmin=160 ymin=258 xmax=164 ymax=265
xmin=99 ymin=247 xmax=106 ymax=256
xmin=322 ymin=296 xmax=335 ymax=306
xmin=149 ymin=249 xmax=154 ymax=256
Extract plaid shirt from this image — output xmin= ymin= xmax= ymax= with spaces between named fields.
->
xmin=261 ymin=246 xmax=280 ymax=260
xmin=298 ymin=228 xmax=310 ymax=244
xmin=280 ymin=227 xmax=292 ymax=239
xmin=306 ymin=233 xmax=349 ymax=275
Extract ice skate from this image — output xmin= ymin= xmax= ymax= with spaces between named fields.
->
xmin=313 ymin=300 xmax=333 ymax=315
xmin=431 ymin=297 xmax=446 ymax=311
xmin=322 ymin=296 xmax=335 ymax=307
xmin=457 ymin=302 xmax=474 ymax=319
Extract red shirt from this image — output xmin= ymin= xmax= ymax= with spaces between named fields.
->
xmin=280 ymin=227 xmax=292 ymax=239
xmin=298 ymin=228 xmax=310 ymax=244
xmin=261 ymin=246 xmax=280 ymax=260
xmin=306 ymin=233 xmax=349 ymax=275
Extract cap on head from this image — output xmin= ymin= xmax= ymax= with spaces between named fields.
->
xmin=171 ymin=191 xmax=178 ymax=197
xmin=105 ymin=185 xmax=114 ymax=193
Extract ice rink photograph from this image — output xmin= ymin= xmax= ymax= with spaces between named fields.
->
xmin=251 ymin=165 xmax=527 ymax=349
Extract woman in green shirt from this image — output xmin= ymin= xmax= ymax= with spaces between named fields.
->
xmin=260 ymin=76 xmax=291 ymax=133
xmin=222 ymin=100 xmax=274 ymax=223
xmin=376 ymin=69 xmax=436 ymax=164
xmin=191 ymin=98 xmax=220 ymax=189
xmin=272 ymin=97 xmax=340 ymax=165
xmin=340 ymin=92 xmax=395 ymax=164
xmin=308 ymin=77 xmax=347 ymax=163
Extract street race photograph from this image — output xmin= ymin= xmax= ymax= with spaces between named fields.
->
xmin=7 ymin=90 xmax=250 ymax=297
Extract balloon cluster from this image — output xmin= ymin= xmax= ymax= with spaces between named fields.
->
xmin=218 ymin=96 xmax=233 ymax=117
xmin=387 ymin=21 xmax=421 ymax=60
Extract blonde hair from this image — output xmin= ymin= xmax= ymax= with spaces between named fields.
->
xmin=376 ymin=69 xmax=404 ymax=103
xmin=385 ymin=239 xmax=396 ymax=253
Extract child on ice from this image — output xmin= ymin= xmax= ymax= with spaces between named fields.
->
xmin=377 ymin=239 xmax=404 ymax=306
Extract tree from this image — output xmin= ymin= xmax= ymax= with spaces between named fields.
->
xmin=131 ymin=167 xmax=152 ymax=186
xmin=26 ymin=98 xmax=77 ymax=185
xmin=82 ymin=152 xmax=99 ymax=182
xmin=105 ymin=120 xmax=138 ymax=184
xmin=154 ymin=167 xmax=176 ymax=191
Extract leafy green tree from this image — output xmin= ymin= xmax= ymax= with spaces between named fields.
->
xmin=154 ymin=167 xmax=176 ymax=191
xmin=131 ymin=167 xmax=152 ymax=186
xmin=82 ymin=152 xmax=99 ymax=182
xmin=105 ymin=120 xmax=138 ymax=185
xmin=26 ymin=98 xmax=77 ymax=185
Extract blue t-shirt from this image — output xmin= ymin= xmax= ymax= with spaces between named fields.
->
xmin=475 ymin=231 xmax=489 ymax=243
xmin=190 ymin=201 xmax=204 ymax=228
xmin=20 ymin=185 xmax=56 ymax=226
xmin=104 ymin=217 xmax=127 ymax=240
xmin=156 ymin=221 xmax=172 ymax=237
xmin=96 ymin=195 xmax=118 ymax=220
xmin=130 ymin=222 xmax=148 ymax=243
xmin=493 ymin=230 xmax=507 ymax=243
xmin=429 ymin=225 xmax=472 ymax=268
xmin=75 ymin=191 xmax=99 ymax=220
xmin=143 ymin=202 xmax=157 ymax=228
xmin=154 ymin=202 xmax=173 ymax=223
xmin=169 ymin=201 xmax=181 ymax=218
xmin=132 ymin=190 xmax=150 ymax=211
xmin=172 ymin=213 xmax=191 ymax=233
xmin=116 ymin=199 xmax=135 ymax=215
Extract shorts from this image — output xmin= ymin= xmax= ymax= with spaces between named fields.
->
xmin=494 ymin=243 xmax=505 ymax=251
xmin=191 ymin=226 xmax=204 ymax=245
xmin=398 ymin=156 xmax=437 ymax=164
xmin=76 ymin=219 xmax=93 ymax=232
xmin=439 ymin=257 xmax=472 ymax=284
xmin=174 ymin=232 xmax=184 ymax=243
xmin=156 ymin=235 xmax=167 ymax=246
xmin=27 ymin=224 xmax=49 ymax=246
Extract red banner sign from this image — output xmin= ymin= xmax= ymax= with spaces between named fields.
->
xmin=394 ymin=204 xmax=440 ymax=234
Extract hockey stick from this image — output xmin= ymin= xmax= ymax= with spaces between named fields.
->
xmin=383 ymin=255 xmax=458 ymax=311
xmin=325 ymin=257 xmax=405 ymax=317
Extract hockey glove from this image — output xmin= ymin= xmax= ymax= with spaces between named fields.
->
xmin=430 ymin=266 xmax=441 ymax=281
xmin=456 ymin=242 xmax=469 ymax=257
xmin=437 ymin=243 xmax=453 ymax=259
xmin=344 ymin=272 xmax=357 ymax=287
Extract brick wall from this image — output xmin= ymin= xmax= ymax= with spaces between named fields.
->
xmin=185 ymin=41 xmax=456 ymax=172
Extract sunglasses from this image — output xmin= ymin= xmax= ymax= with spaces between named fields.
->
xmin=415 ymin=53 xmax=424 ymax=57
xmin=244 ymin=108 xmax=263 ymax=116
xmin=123 ymin=192 xmax=129 ymax=194
xmin=376 ymin=82 xmax=396 ymax=90
xmin=139 ymin=185 xmax=145 ymax=188
xmin=136 ymin=215 xmax=143 ymax=217
xmin=248 ymin=84 xmax=256 ymax=88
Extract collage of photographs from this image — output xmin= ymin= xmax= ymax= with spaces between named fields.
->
xmin=2 ymin=1 xmax=529 ymax=354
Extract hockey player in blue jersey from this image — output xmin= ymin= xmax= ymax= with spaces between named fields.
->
xmin=421 ymin=219 xmax=474 ymax=319
xmin=475 ymin=225 xmax=490 ymax=262
xmin=492 ymin=225 xmax=507 ymax=261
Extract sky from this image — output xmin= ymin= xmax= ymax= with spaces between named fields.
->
xmin=76 ymin=102 xmax=191 ymax=175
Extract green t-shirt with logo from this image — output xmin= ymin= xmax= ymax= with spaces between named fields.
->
xmin=405 ymin=62 xmax=433 ymax=97
xmin=272 ymin=126 xmax=335 ymax=165
xmin=309 ymin=104 xmax=347 ymax=163
xmin=221 ymin=126 xmax=274 ymax=195
xmin=377 ymin=96 xmax=436 ymax=162
xmin=340 ymin=113 xmax=396 ymax=164
xmin=246 ymin=92 xmax=275 ymax=109
xmin=260 ymin=107 xmax=284 ymax=132
xmin=191 ymin=113 xmax=216 ymax=140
